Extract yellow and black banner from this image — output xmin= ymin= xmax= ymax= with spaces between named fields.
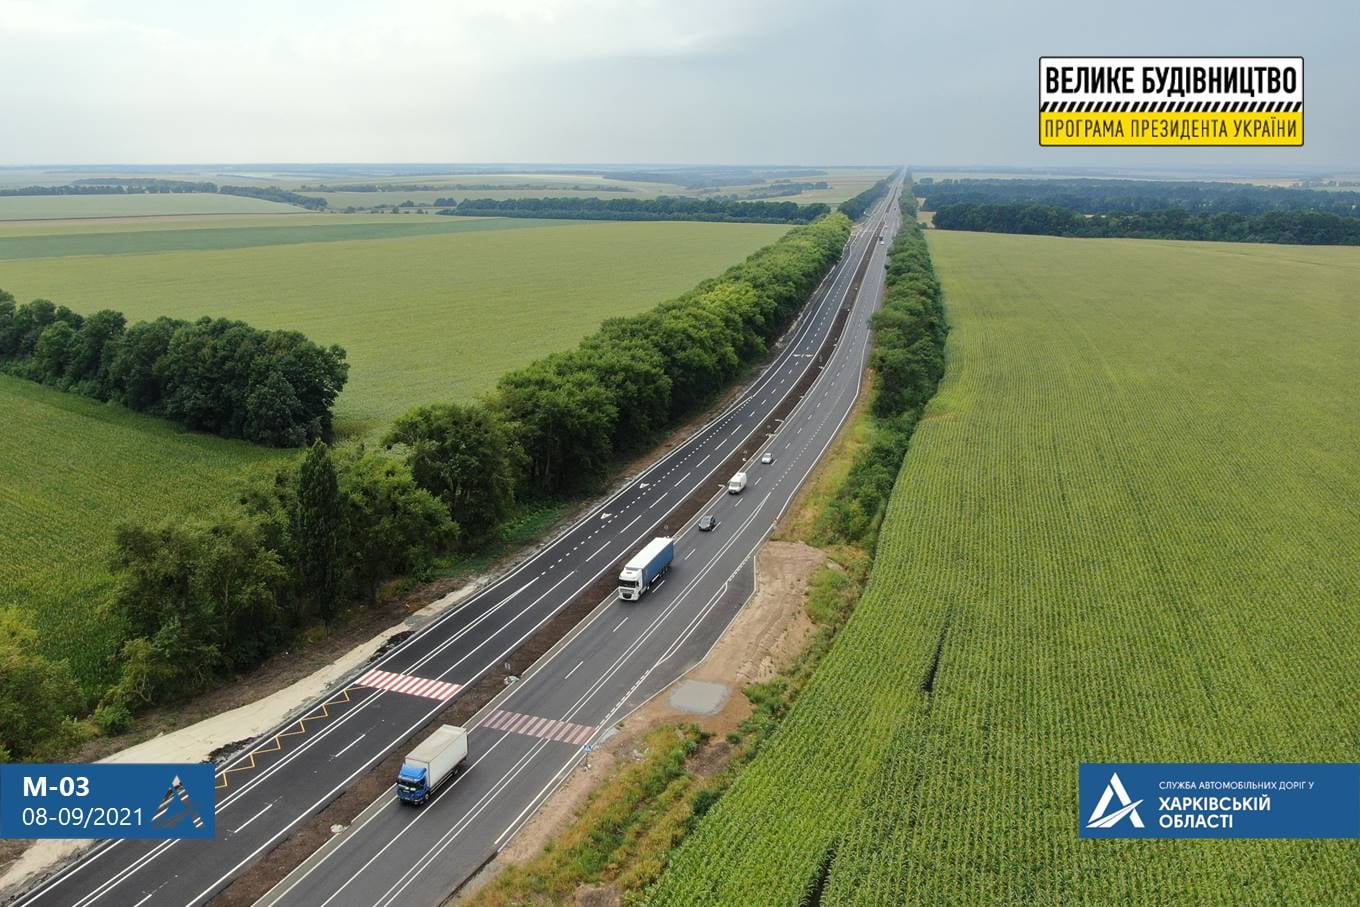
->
xmin=1040 ymin=57 xmax=1303 ymax=147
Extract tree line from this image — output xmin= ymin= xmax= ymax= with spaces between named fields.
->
xmin=0 ymin=181 xmax=328 ymax=210
xmin=3 ymin=210 xmax=857 ymax=756
xmin=0 ymin=292 xmax=349 ymax=446
xmin=931 ymin=203 xmax=1360 ymax=245
xmin=104 ymin=211 xmax=851 ymax=721
xmin=837 ymin=171 xmax=900 ymax=220
xmin=1 ymin=179 xmax=218 ymax=196
xmin=81 ymin=441 xmax=457 ymax=734
xmin=439 ymin=196 xmax=831 ymax=224
xmin=918 ymin=177 xmax=1360 ymax=217
xmin=218 ymin=185 xmax=328 ymax=210
xmin=820 ymin=189 xmax=948 ymax=544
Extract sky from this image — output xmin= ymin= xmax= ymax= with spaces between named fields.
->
xmin=0 ymin=0 xmax=1354 ymax=170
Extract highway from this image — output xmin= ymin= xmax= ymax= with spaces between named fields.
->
xmin=13 ymin=180 xmax=902 ymax=907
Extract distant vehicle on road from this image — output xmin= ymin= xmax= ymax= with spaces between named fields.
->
xmin=761 ymin=452 xmax=774 ymax=464
xmin=728 ymin=472 xmax=747 ymax=494
xmin=698 ymin=514 xmax=717 ymax=532
xmin=618 ymin=537 xmax=674 ymax=601
xmin=397 ymin=724 xmax=468 ymax=806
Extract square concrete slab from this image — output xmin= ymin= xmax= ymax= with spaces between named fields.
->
xmin=667 ymin=679 xmax=731 ymax=716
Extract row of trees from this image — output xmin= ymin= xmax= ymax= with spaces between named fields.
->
xmin=218 ymin=185 xmax=328 ymax=210
xmin=821 ymin=190 xmax=948 ymax=544
xmin=838 ymin=172 xmax=899 ymax=220
xmin=93 ymin=443 xmax=456 ymax=729
xmin=6 ymin=211 xmax=858 ymax=750
xmin=0 ymin=181 xmax=328 ymax=210
xmin=1 ymin=179 xmax=217 ymax=196
xmin=919 ymin=177 xmax=1360 ymax=217
xmin=0 ymin=292 xmax=349 ymax=446
xmin=931 ymin=203 xmax=1360 ymax=245
xmin=441 ymin=196 xmax=831 ymax=224
xmin=379 ymin=213 xmax=852 ymax=543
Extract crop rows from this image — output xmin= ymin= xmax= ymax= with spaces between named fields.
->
xmin=647 ymin=233 xmax=1360 ymax=903
xmin=0 ymin=375 xmax=290 ymax=691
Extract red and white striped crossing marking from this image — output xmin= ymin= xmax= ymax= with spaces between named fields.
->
xmin=356 ymin=669 xmax=461 ymax=701
xmin=482 ymin=709 xmax=596 ymax=746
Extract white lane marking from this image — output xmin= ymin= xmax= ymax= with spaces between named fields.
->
xmin=588 ymin=542 xmax=609 ymax=560
xmin=696 ymin=454 xmax=710 ymax=468
xmin=676 ymin=471 xmax=691 ymax=485
xmin=197 ymin=209 xmax=886 ymax=907
xmin=231 ymin=803 xmax=273 ymax=835
xmin=684 ymin=549 xmax=695 ymax=560
xmin=613 ymin=618 xmax=627 ymax=633
xmin=332 ymin=734 xmax=367 ymax=760
xmin=377 ymin=504 xmax=773 ymax=901
xmin=649 ymin=493 xmax=669 ymax=510
xmin=620 ymin=514 xmax=641 ymax=534
xmin=564 ymin=660 xmax=584 ymax=680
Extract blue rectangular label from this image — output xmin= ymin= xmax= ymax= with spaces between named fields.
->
xmin=0 ymin=763 xmax=215 ymax=839
xmin=1080 ymin=763 xmax=1360 ymax=839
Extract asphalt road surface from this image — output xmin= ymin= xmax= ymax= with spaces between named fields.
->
xmin=14 ymin=181 xmax=903 ymax=907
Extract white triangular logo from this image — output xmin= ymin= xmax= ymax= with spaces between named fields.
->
xmin=1086 ymin=771 xmax=1145 ymax=829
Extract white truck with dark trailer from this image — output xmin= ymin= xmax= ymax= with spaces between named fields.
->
xmin=618 ymin=537 xmax=674 ymax=601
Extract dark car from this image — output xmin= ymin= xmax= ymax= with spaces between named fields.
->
xmin=698 ymin=514 xmax=717 ymax=532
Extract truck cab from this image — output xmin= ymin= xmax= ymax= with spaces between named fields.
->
xmin=396 ymin=764 xmax=431 ymax=803
xmin=728 ymin=472 xmax=747 ymax=494
xmin=397 ymin=724 xmax=468 ymax=806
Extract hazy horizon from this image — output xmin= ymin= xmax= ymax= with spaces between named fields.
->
xmin=1 ymin=0 xmax=1354 ymax=169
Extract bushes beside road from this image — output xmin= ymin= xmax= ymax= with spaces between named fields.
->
xmin=384 ymin=212 xmax=852 ymax=511
xmin=0 ymin=291 xmax=349 ymax=446
xmin=837 ymin=171 xmax=899 ymax=220
xmin=819 ymin=192 xmax=947 ymax=545
xmin=93 ymin=443 xmax=455 ymax=731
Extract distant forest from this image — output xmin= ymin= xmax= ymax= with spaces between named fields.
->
xmin=0 ymin=179 xmax=327 ymax=209
xmin=923 ymin=178 xmax=1360 ymax=246
xmin=932 ymin=204 xmax=1360 ymax=245
xmin=918 ymin=178 xmax=1360 ymax=217
xmin=442 ymin=196 xmax=831 ymax=224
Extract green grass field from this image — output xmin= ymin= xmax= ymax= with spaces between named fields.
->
xmin=0 ymin=193 xmax=302 ymax=220
xmin=0 ymin=375 xmax=289 ymax=690
xmin=649 ymin=232 xmax=1360 ymax=904
xmin=0 ymin=218 xmax=787 ymax=436
xmin=0 ymin=216 xmax=787 ymax=691
xmin=0 ymin=214 xmax=559 ymax=260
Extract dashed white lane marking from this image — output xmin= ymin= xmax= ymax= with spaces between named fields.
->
xmin=356 ymin=669 xmax=462 ymax=701
xmin=483 ymin=709 xmax=596 ymax=745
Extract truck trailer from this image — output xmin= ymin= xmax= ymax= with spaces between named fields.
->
xmin=618 ymin=537 xmax=674 ymax=601
xmin=396 ymin=724 xmax=468 ymax=806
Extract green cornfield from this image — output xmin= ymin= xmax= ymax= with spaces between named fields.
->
xmin=0 ymin=375 xmax=289 ymax=691
xmin=647 ymin=232 xmax=1360 ymax=904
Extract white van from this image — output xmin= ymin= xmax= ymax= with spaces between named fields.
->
xmin=727 ymin=472 xmax=747 ymax=494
